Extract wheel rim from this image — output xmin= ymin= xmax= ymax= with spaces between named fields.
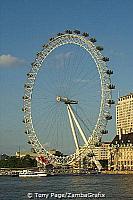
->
xmin=23 ymin=32 xmax=112 ymax=165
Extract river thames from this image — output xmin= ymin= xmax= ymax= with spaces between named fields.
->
xmin=0 ymin=174 xmax=133 ymax=200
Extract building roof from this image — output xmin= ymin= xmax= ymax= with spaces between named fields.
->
xmin=103 ymin=142 xmax=111 ymax=144
xmin=16 ymin=151 xmax=37 ymax=158
xmin=111 ymin=132 xmax=133 ymax=145
xmin=118 ymin=93 xmax=133 ymax=101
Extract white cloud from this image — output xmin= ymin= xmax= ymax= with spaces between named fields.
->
xmin=55 ymin=52 xmax=73 ymax=60
xmin=52 ymin=52 xmax=73 ymax=68
xmin=0 ymin=54 xmax=25 ymax=66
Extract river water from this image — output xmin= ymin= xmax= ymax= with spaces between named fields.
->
xmin=0 ymin=174 xmax=133 ymax=200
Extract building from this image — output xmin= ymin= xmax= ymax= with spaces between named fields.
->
xmin=116 ymin=93 xmax=133 ymax=136
xmin=109 ymin=133 xmax=133 ymax=170
xmin=93 ymin=142 xmax=110 ymax=161
xmin=16 ymin=151 xmax=38 ymax=158
xmin=109 ymin=93 xmax=133 ymax=170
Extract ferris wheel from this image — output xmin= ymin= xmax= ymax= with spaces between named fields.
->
xmin=22 ymin=30 xmax=115 ymax=167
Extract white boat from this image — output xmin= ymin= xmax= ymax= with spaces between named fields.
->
xmin=34 ymin=171 xmax=47 ymax=177
xmin=19 ymin=170 xmax=47 ymax=177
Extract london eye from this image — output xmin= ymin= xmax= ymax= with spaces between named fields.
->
xmin=22 ymin=30 xmax=114 ymax=169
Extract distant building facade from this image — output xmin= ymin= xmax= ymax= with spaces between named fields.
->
xmin=93 ymin=142 xmax=110 ymax=161
xmin=16 ymin=151 xmax=37 ymax=158
xmin=109 ymin=133 xmax=133 ymax=170
xmin=109 ymin=93 xmax=133 ymax=170
xmin=116 ymin=93 xmax=133 ymax=136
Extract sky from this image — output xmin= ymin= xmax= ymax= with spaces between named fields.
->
xmin=0 ymin=0 xmax=133 ymax=155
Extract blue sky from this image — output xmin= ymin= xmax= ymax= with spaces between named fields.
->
xmin=0 ymin=0 xmax=133 ymax=155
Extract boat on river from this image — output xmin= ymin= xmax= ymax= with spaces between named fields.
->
xmin=19 ymin=170 xmax=47 ymax=177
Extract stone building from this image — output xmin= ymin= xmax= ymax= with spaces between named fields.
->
xmin=93 ymin=142 xmax=110 ymax=161
xmin=109 ymin=133 xmax=133 ymax=170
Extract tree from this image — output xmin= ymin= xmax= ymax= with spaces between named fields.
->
xmin=0 ymin=155 xmax=37 ymax=168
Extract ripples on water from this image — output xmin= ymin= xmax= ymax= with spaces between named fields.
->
xmin=0 ymin=174 xmax=133 ymax=200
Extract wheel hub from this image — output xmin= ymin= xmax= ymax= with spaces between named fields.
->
xmin=56 ymin=96 xmax=78 ymax=104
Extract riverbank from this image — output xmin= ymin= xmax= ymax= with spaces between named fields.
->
xmin=1 ymin=167 xmax=133 ymax=176
xmin=102 ymin=170 xmax=133 ymax=174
